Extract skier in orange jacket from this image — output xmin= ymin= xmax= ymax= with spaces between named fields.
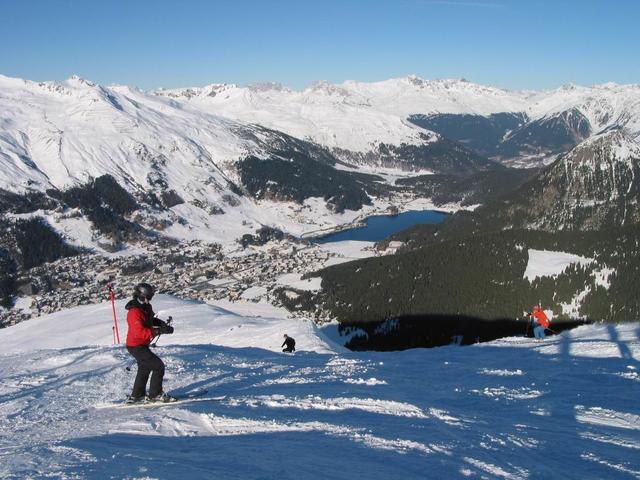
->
xmin=529 ymin=306 xmax=550 ymax=339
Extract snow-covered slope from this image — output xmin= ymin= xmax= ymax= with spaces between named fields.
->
xmin=1 ymin=295 xmax=639 ymax=478
xmin=0 ymin=294 xmax=340 ymax=355
xmin=527 ymin=83 xmax=640 ymax=138
xmin=157 ymin=79 xmax=437 ymax=153
xmin=0 ymin=74 xmax=257 ymax=193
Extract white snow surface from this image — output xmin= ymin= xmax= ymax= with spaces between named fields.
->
xmin=1 ymin=295 xmax=639 ymax=479
xmin=524 ymin=249 xmax=594 ymax=281
xmin=275 ymin=273 xmax=323 ymax=292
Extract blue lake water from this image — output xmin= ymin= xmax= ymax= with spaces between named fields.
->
xmin=315 ymin=209 xmax=449 ymax=243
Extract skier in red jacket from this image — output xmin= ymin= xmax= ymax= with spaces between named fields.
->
xmin=125 ymin=283 xmax=176 ymax=403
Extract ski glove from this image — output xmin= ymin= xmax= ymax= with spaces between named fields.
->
xmin=152 ymin=321 xmax=174 ymax=335
xmin=152 ymin=318 xmax=174 ymax=334
xmin=158 ymin=322 xmax=174 ymax=334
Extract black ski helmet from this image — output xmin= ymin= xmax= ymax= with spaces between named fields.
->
xmin=133 ymin=283 xmax=155 ymax=301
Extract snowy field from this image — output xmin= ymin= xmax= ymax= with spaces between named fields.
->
xmin=1 ymin=296 xmax=639 ymax=479
xmin=524 ymin=249 xmax=594 ymax=281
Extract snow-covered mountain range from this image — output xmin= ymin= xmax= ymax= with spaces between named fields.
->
xmin=1 ymin=73 xmax=640 ymax=251
xmin=156 ymin=76 xmax=640 ymax=164
xmin=155 ymin=76 xmax=640 ymax=142
xmin=3 ymin=74 xmax=640 ymax=191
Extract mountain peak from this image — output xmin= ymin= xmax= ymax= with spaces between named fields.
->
xmin=406 ymin=74 xmax=427 ymax=86
xmin=306 ymin=80 xmax=350 ymax=96
xmin=65 ymin=75 xmax=96 ymax=88
xmin=153 ymin=82 xmax=238 ymax=99
xmin=248 ymin=82 xmax=290 ymax=93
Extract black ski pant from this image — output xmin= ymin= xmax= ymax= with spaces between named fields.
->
xmin=127 ymin=345 xmax=165 ymax=398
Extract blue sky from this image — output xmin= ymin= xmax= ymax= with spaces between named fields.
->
xmin=1 ymin=0 xmax=638 ymax=90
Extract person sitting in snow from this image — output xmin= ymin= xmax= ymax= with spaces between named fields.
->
xmin=125 ymin=283 xmax=176 ymax=403
xmin=282 ymin=334 xmax=296 ymax=353
xmin=528 ymin=306 xmax=551 ymax=340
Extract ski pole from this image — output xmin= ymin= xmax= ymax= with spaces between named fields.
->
xmin=108 ymin=283 xmax=121 ymax=344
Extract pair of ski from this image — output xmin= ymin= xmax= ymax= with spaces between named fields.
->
xmin=97 ymin=389 xmax=226 ymax=409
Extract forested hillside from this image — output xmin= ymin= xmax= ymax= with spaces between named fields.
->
xmin=316 ymin=225 xmax=640 ymax=348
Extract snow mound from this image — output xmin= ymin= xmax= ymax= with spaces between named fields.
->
xmin=0 ymin=294 xmax=339 ymax=355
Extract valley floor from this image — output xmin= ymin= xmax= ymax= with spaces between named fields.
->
xmin=1 ymin=296 xmax=639 ymax=479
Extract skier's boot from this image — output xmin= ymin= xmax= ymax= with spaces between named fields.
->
xmin=126 ymin=394 xmax=146 ymax=404
xmin=147 ymin=392 xmax=178 ymax=403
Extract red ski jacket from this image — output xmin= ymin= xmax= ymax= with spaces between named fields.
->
xmin=126 ymin=303 xmax=155 ymax=347
xmin=531 ymin=307 xmax=550 ymax=329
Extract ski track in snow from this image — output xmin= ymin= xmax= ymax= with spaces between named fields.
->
xmin=1 ymin=300 xmax=640 ymax=478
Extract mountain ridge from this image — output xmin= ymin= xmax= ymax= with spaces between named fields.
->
xmin=2 ymin=72 xmax=640 ymax=253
